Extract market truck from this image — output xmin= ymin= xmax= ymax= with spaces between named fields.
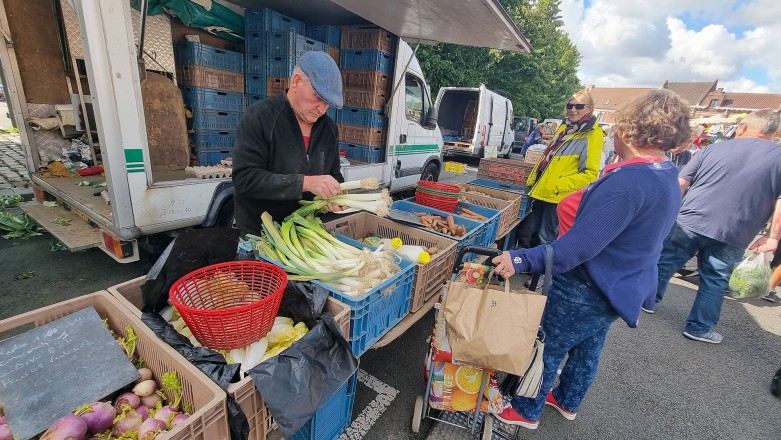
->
xmin=437 ymin=85 xmax=515 ymax=158
xmin=0 ymin=0 xmax=530 ymax=262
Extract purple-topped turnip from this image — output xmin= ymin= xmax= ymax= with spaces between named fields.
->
xmin=136 ymin=405 xmax=151 ymax=420
xmin=171 ymin=412 xmax=189 ymax=427
xmin=114 ymin=392 xmax=140 ymax=411
xmin=138 ymin=417 xmax=167 ymax=440
xmin=74 ymin=401 xmax=115 ymax=434
xmin=0 ymin=424 xmax=12 ymax=440
xmin=133 ymin=379 xmax=158 ymax=397
xmin=136 ymin=367 xmax=154 ymax=383
xmin=113 ymin=405 xmax=143 ymax=436
xmin=40 ymin=415 xmax=88 ymax=440
xmin=140 ymin=393 xmax=162 ymax=408
xmin=152 ymin=406 xmax=178 ymax=428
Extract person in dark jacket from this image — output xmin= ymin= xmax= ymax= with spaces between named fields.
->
xmin=232 ymin=51 xmax=345 ymax=236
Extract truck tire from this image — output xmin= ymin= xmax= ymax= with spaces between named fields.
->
xmin=420 ymin=162 xmax=439 ymax=181
xmin=215 ymin=198 xmax=236 ymax=228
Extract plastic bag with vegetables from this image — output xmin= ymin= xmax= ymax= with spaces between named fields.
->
xmin=728 ymin=253 xmax=772 ymax=299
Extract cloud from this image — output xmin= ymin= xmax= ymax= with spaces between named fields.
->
xmin=720 ymin=78 xmax=770 ymax=93
xmin=558 ymin=0 xmax=781 ymax=91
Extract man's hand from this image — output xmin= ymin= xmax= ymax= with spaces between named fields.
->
xmin=303 ymin=175 xmax=340 ymax=199
xmin=750 ymin=235 xmax=779 ymax=254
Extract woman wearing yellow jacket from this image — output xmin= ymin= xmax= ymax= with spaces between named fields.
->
xmin=518 ymin=90 xmax=605 ymax=248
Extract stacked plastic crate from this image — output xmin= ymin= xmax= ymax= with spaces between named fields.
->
xmin=306 ymin=25 xmax=341 ymax=122
xmin=177 ymin=42 xmax=244 ymax=166
xmin=337 ymin=26 xmax=395 ymax=164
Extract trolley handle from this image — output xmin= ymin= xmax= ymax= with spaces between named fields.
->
xmin=453 ymin=246 xmax=503 ymax=273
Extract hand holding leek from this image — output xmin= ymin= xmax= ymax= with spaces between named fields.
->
xmin=296 ymin=177 xmax=392 ymax=217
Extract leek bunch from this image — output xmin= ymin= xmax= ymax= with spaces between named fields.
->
xmin=251 ymin=212 xmax=400 ymax=297
xmin=295 ymin=177 xmax=392 ymax=217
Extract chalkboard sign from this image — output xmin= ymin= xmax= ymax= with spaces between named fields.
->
xmin=0 ymin=307 xmax=141 ymax=440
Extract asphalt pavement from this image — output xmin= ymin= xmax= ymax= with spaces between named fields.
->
xmin=2 ymin=153 xmax=781 ymax=439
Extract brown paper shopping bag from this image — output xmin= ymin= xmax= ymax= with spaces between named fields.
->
xmin=444 ymin=277 xmax=547 ymax=376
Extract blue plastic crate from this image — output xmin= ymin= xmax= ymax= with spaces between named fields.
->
xmin=265 ymin=32 xmax=326 ymax=57
xmin=257 ymin=235 xmax=415 ymax=357
xmin=246 ymin=94 xmax=265 ymax=108
xmin=197 ymin=149 xmax=232 ymax=166
xmin=326 ymin=108 xmax=337 ymax=121
xmin=456 ymin=201 xmax=500 ymax=246
xmin=245 ymin=54 xmax=265 ymax=76
xmin=193 ymin=130 xmax=236 ymax=151
xmin=338 ymin=107 xmax=388 ymax=128
xmin=340 ymin=143 xmax=384 ymax=164
xmin=267 ymin=56 xmax=297 ymax=77
xmin=244 ymin=32 xmax=265 ymax=54
xmin=245 ymin=74 xmax=266 ymax=96
xmin=181 ymin=86 xmax=244 ymax=113
xmin=468 ymin=178 xmax=531 ymax=219
xmin=391 ymin=200 xmax=487 ymax=263
xmin=306 ymin=25 xmax=341 ymax=47
xmin=340 ymin=49 xmax=393 ymax=73
xmin=176 ymin=42 xmax=243 ymax=73
xmin=245 ymin=8 xmax=305 ymax=34
xmin=404 ymin=197 xmax=500 ymax=247
xmin=290 ymin=373 xmax=357 ymax=440
xmin=191 ymin=110 xmax=241 ymax=132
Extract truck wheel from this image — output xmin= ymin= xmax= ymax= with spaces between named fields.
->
xmin=215 ymin=198 xmax=236 ymax=228
xmin=420 ymin=163 xmax=439 ymax=182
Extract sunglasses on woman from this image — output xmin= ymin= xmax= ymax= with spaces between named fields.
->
xmin=566 ymin=103 xmax=589 ymax=110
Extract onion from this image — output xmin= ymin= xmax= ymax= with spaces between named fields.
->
xmin=171 ymin=412 xmax=189 ymax=427
xmin=40 ymin=415 xmax=88 ymax=440
xmin=133 ymin=379 xmax=158 ymax=397
xmin=136 ymin=367 xmax=154 ymax=383
xmin=115 ymin=392 xmax=140 ymax=410
xmin=74 ymin=401 xmax=115 ymax=434
xmin=138 ymin=417 xmax=167 ymax=440
xmin=112 ymin=407 xmax=142 ymax=435
xmin=0 ymin=424 xmax=11 ymax=440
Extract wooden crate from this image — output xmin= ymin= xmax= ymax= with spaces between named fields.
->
xmin=266 ymin=77 xmax=290 ymax=97
xmin=477 ymin=158 xmax=536 ymax=186
xmin=340 ymin=25 xmax=395 ymax=53
xmin=524 ymin=149 xmax=545 ymax=165
xmin=327 ymin=46 xmax=340 ymax=65
xmin=341 ymin=70 xmax=390 ymax=91
xmin=338 ymin=123 xmax=386 ymax=146
xmin=343 ymin=86 xmax=388 ymax=110
xmin=177 ymin=64 xmax=244 ymax=94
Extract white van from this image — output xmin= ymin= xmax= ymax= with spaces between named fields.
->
xmin=0 ymin=0 xmax=530 ymax=262
xmin=436 ymin=85 xmax=514 ymax=158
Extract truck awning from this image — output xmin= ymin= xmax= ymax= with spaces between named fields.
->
xmin=229 ymin=0 xmax=532 ymax=53
xmin=329 ymin=0 xmax=532 ymax=53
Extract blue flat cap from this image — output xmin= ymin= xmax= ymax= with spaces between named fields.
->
xmin=298 ymin=51 xmax=343 ymax=109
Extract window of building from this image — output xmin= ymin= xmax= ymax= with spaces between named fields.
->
xmin=708 ymin=99 xmax=718 ymax=108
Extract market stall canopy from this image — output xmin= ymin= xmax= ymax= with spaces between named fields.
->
xmin=228 ymin=0 xmax=532 ymax=52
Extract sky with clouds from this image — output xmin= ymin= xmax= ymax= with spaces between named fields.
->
xmin=558 ymin=0 xmax=781 ymax=92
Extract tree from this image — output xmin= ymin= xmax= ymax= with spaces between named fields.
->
xmin=416 ymin=0 xmax=581 ymax=119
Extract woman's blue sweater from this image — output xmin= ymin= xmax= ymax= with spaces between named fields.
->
xmin=510 ymin=161 xmax=681 ymax=327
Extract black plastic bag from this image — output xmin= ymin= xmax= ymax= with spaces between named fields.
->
xmin=247 ymin=313 xmax=358 ymax=438
xmin=141 ymin=312 xmax=250 ymax=440
xmin=141 ymin=227 xmax=241 ymax=312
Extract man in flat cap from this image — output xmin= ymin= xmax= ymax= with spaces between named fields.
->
xmin=232 ymin=51 xmax=345 ymax=236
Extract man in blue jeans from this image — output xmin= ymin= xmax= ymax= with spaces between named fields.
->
xmin=645 ymin=109 xmax=781 ymax=344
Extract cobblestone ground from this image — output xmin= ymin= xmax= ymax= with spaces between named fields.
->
xmin=0 ymin=132 xmax=32 ymax=198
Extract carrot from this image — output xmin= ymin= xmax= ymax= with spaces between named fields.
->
xmin=447 ymin=215 xmax=457 ymax=235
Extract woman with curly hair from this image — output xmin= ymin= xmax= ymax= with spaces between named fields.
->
xmin=490 ymin=89 xmax=691 ymax=429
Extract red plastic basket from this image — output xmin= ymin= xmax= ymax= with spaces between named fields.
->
xmin=417 ymin=180 xmax=460 ymax=194
xmin=169 ymin=261 xmax=287 ymax=350
xmin=415 ymin=189 xmax=458 ymax=212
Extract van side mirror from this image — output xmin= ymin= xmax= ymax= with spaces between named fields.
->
xmin=424 ymin=107 xmax=438 ymax=129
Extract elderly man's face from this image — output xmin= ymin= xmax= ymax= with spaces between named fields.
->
xmin=289 ymin=72 xmax=329 ymax=125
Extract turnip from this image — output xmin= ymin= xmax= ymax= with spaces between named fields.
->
xmin=171 ymin=412 xmax=189 ymax=427
xmin=40 ymin=414 xmax=88 ymax=440
xmin=136 ymin=367 xmax=154 ymax=383
xmin=136 ymin=405 xmax=151 ymax=420
xmin=115 ymin=392 xmax=140 ymax=410
xmin=138 ymin=417 xmax=167 ymax=440
xmin=0 ymin=424 xmax=11 ymax=440
xmin=140 ymin=393 xmax=162 ymax=408
xmin=152 ymin=406 xmax=177 ymax=428
xmin=133 ymin=379 xmax=158 ymax=397
xmin=113 ymin=405 xmax=143 ymax=436
xmin=74 ymin=401 xmax=115 ymax=434
xmin=0 ymin=415 xmax=6 ymax=424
